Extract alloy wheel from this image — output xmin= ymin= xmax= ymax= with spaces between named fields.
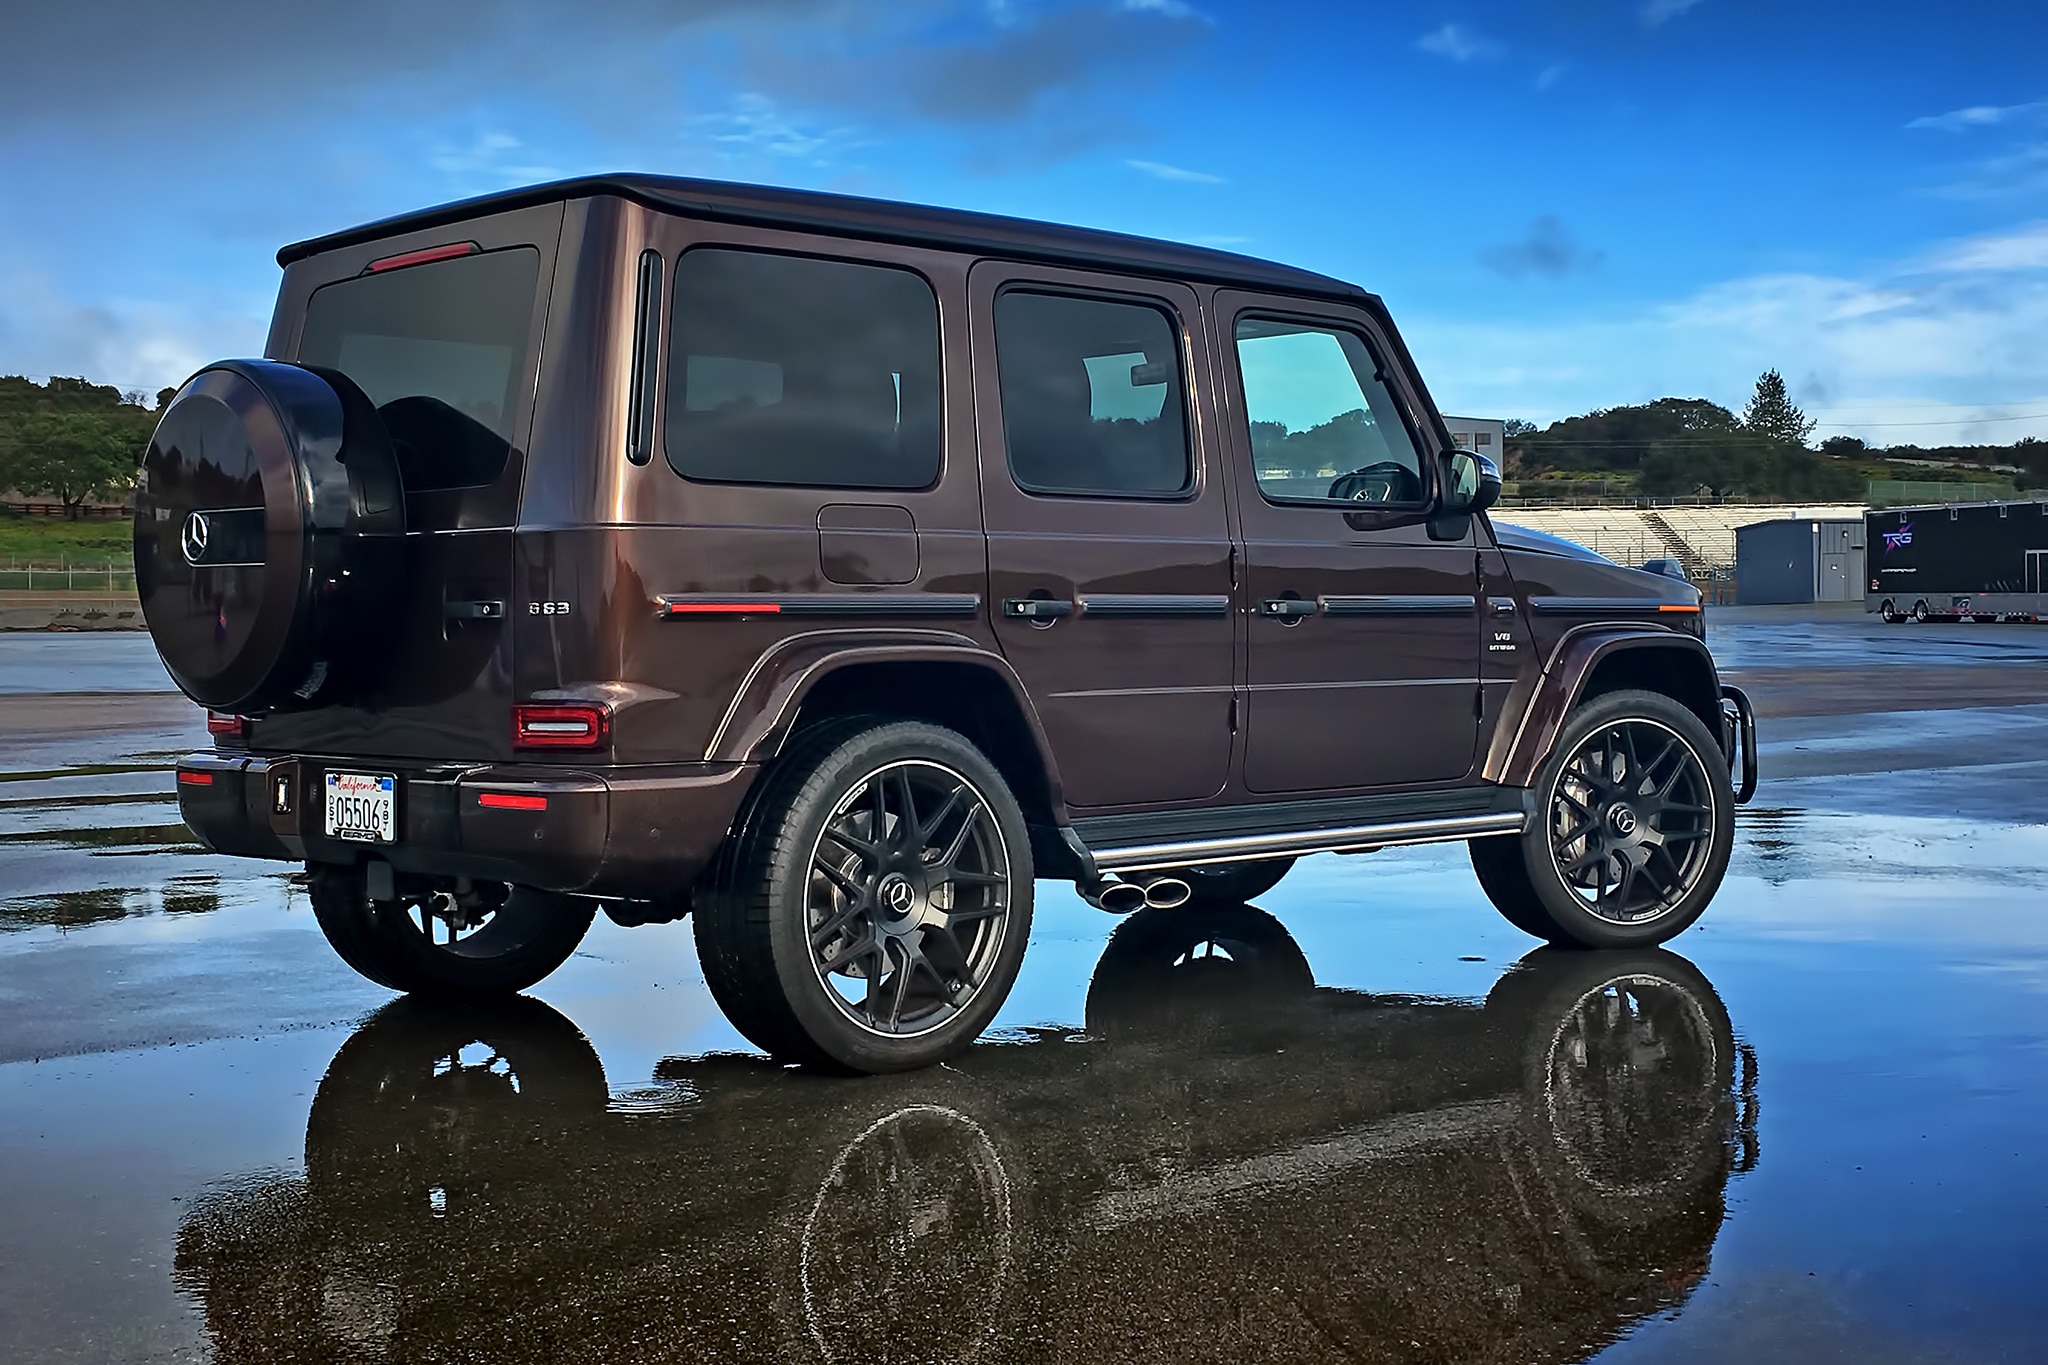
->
xmin=806 ymin=760 xmax=1013 ymax=1038
xmin=1546 ymin=719 xmax=1717 ymax=925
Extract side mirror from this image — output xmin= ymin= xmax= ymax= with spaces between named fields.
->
xmin=1445 ymin=450 xmax=1501 ymax=514
xmin=1427 ymin=449 xmax=1501 ymax=541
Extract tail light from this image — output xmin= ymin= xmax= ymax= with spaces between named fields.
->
xmin=512 ymin=703 xmax=610 ymax=750
xmin=206 ymin=712 xmax=246 ymax=739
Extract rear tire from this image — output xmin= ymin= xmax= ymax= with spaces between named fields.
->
xmin=1879 ymin=599 xmax=1900 ymax=623
xmin=1911 ymin=600 xmax=1929 ymax=622
xmin=1469 ymin=689 xmax=1734 ymax=949
xmin=308 ymin=866 xmax=595 ymax=995
xmin=1153 ymin=858 xmax=1296 ymax=907
xmin=693 ymin=720 xmax=1033 ymax=1074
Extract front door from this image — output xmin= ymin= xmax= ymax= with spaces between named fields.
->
xmin=972 ymin=263 xmax=1236 ymax=810
xmin=1216 ymin=293 xmax=1481 ymax=795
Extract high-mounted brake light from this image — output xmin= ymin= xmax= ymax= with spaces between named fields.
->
xmin=367 ymin=241 xmax=481 ymax=273
xmin=206 ymin=711 xmax=245 ymax=738
xmin=512 ymin=703 xmax=611 ymax=750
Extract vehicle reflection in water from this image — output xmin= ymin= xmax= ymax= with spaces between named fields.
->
xmin=173 ymin=904 xmax=1758 ymax=1365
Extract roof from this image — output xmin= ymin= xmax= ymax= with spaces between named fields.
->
xmin=276 ymin=173 xmax=1368 ymax=300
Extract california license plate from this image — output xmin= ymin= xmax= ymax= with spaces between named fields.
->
xmin=324 ymin=771 xmax=396 ymax=843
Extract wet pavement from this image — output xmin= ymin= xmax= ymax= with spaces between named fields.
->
xmin=2 ymin=610 xmax=2046 ymax=1363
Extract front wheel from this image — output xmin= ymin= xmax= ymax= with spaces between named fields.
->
xmin=1879 ymin=599 xmax=1900 ymax=623
xmin=1470 ymin=689 xmax=1735 ymax=948
xmin=693 ymin=719 xmax=1034 ymax=1073
xmin=308 ymin=866 xmax=595 ymax=995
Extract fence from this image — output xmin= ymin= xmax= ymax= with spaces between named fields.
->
xmin=0 ymin=561 xmax=137 ymax=593
xmin=1866 ymin=479 xmax=2020 ymax=507
xmin=0 ymin=502 xmax=132 ymax=518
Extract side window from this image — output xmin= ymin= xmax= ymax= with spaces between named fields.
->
xmin=994 ymin=290 xmax=1191 ymax=497
xmin=1234 ymin=317 xmax=1426 ymax=506
xmin=665 ymin=249 xmax=941 ymax=489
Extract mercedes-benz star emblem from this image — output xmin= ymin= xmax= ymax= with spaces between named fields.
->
xmin=879 ymin=875 xmax=916 ymax=914
xmin=180 ymin=511 xmax=211 ymax=566
xmin=1610 ymin=805 xmax=1639 ymax=837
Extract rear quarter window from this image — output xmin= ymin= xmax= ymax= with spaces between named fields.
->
xmin=664 ymin=248 xmax=941 ymax=490
xmin=298 ymin=246 xmax=541 ymax=491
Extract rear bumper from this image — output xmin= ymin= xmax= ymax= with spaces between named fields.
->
xmin=175 ymin=752 xmax=756 ymax=899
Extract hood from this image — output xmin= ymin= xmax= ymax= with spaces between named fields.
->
xmin=1488 ymin=519 xmax=1616 ymax=565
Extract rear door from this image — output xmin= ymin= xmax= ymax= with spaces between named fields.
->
xmin=971 ymin=262 xmax=1236 ymax=810
xmin=258 ymin=202 xmax=563 ymax=758
xmin=1215 ymin=292 xmax=1482 ymax=795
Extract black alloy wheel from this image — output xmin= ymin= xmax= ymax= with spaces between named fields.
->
xmin=1470 ymin=689 xmax=1735 ymax=949
xmin=309 ymin=865 xmax=596 ymax=995
xmin=1547 ymin=718 xmax=1717 ymax=926
xmin=695 ymin=720 xmax=1034 ymax=1073
xmin=805 ymin=759 xmax=1015 ymax=1038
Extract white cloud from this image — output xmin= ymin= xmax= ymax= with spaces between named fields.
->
xmin=1919 ymin=221 xmax=2048 ymax=272
xmin=0 ymin=270 xmax=267 ymax=395
xmin=1535 ymin=63 xmax=1566 ymax=91
xmin=1640 ymin=0 xmax=1705 ymax=26
xmin=1121 ymin=0 xmax=1198 ymax=15
xmin=1908 ymin=100 xmax=2045 ymax=133
xmin=1126 ymin=158 xmax=1224 ymax=183
xmin=1416 ymin=23 xmax=1502 ymax=63
xmin=691 ymin=94 xmax=868 ymax=164
xmin=1406 ymin=220 xmax=2048 ymax=443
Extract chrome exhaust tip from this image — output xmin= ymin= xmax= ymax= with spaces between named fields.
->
xmin=1140 ymin=877 xmax=1191 ymax=910
xmin=1079 ymin=878 xmax=1148 ymax=914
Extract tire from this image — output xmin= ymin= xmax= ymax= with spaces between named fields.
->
xmin=1911 ymin=600 xmax=1929 ymax=622
xmin=1468 ymin=689 xmax=1735 ymax=949
xmin=1151 ymin=857 xmax=1296 ymax=907
xmin=308 ymin=865 xmax=595 ymax=995
xmin=693 ymin=719 xmax=1034 ymax=1074
xmin=1879 ymin=599 xmax=1899 ymax=623
xmin=136 ymin=361 xmax=406 ymax=712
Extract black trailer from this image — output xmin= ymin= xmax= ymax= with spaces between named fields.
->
xmin=1865 ymin=498 xmax=2048 ymax=621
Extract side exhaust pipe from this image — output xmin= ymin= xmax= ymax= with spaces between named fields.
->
xmin=1140 ymin=877 xmax=1191 ymax=910
xmin=1078 ymin=879 xmax=1148 ymax=914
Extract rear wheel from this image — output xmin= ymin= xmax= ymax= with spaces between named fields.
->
xmin=693 ymin=720 xmax=1033 ymax=1073
xmin=1911 ymin=599 xmax=1930 ymax=622
xmin=1153 ymin=858 xmax=1296 ymax=907
xmin=1469 ymin=689 xmax=1734 ymax=948
xmin=1879 ymin=599 xmax=1900 ymax=623
xmin=308 ymin=865 xmax=595 ymax=995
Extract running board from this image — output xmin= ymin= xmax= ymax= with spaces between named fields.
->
xmin=1089 ymin=811 xmax=1527 ymax=874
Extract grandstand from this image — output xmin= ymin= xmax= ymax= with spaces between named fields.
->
xmin=1494 ymin=505 xmax=1867 ymax=574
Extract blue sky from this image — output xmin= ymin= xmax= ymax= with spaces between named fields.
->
xmin=3 ymin=0 xmax=2044 ymax=444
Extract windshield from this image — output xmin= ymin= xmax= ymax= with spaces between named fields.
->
xmin=299 ymin=247 xmax=541 ymax=491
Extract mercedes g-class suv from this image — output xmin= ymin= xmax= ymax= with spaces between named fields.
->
xmin=137 ymin=175 xmax=1756 ymax=1073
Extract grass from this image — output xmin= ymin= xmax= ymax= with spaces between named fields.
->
xmin=0 ymin=509 xmax=132 ymax=566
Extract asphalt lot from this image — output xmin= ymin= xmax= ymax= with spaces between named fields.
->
xmin=2 ymin=608 xmax=2045 ymax=1363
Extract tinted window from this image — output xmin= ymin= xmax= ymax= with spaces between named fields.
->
xmin=300 ymin=247 xmax=540 ymax=491
xmin=995 ymin=291 xmax=1190 ymax=497
xmin=665 ymin=250 xmax=940 ymax=489
xmin=1234 ymin=317 xmax=1425 ymax=506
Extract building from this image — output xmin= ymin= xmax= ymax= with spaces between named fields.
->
xmin=1441 ymin=416 xmax=1504 ymax=460
xmin=1735 ymin=517 xmax=1866 ymax=605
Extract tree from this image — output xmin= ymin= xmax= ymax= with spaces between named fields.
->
xmin=1819 ymin=435 xmax=1868 ymax=460
xmin=1741 ymin=370 xmax=1815 ymax=446
xmin=5 ymin=412 xmax=138 ymax=517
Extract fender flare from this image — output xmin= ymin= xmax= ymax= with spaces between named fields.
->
xmin=1484 ymin=626 xmax=1723 ymax=788
xmin=703 ymin=627 xmax=1070 ymax=811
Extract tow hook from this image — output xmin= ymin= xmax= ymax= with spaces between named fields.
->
xmin=1720 ymin=685 xmax=1757 ymax=805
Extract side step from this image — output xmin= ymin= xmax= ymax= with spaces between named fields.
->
xmin=1067 ymin=788 xmax=1531 ymax=875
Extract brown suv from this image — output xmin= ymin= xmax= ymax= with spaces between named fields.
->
xmin=136 ymin=175 xmax=1756 ymax=1073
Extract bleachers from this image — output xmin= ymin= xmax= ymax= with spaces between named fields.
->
xmin=1494 ymin=505 xmax=1866 ymax=571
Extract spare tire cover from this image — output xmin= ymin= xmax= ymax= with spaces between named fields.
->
xmin=135 ymin=360 xmax=405 ymax=713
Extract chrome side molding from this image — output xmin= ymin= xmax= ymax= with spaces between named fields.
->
xmin=1091 ymin=811 xmax=1528 ymax=874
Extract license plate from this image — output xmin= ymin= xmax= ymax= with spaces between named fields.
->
xmin=324 ymin=771 xmax=396 ymax=843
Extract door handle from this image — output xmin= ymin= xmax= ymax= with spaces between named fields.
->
xmin=1003 ymin=597 xmax=1075 ymax=621
xmin=1257 ymin=597 xmax=1319 ymax=619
